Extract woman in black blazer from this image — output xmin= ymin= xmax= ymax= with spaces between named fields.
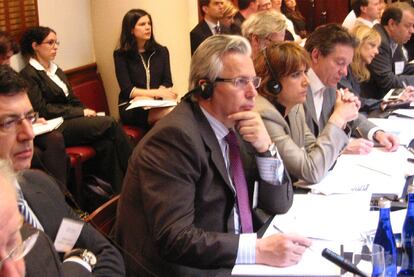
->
xmin=114 ymin=9 xmax=177 ymax=129
xmin=19 ymin=26 xmax=132 ymax=193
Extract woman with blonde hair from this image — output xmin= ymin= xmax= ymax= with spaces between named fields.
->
xmin=255 ymin=42 xmax=358 ymax=183
xmin=340 ymin=24 xmax=413 ymax=113
xmin=220 ymin=0 xmax=241 ymax=34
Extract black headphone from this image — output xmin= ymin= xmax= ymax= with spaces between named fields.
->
xmin=263 ymin=47 xmax=282 ymax=95
xmin=199 ymin=80 xmax=214 ymax=99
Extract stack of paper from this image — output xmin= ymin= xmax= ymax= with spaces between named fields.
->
xmin=126 ymin=99 xmax=177 ymax=110
xmin=33 ymin=117 xmax=64 ymax=136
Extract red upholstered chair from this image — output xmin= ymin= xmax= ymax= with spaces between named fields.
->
xmin=122 ymin=124 xmax=145 ymax=145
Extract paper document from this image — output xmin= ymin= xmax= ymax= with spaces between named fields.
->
xmin=296 ymin=147 xmax=412 ymax=198
xmin=33 ymin=117 xmax=63 ymax=136
xmin=392 ymin=109 xmax=414 ymax=118
xmin=126 ymin=99 xmax=177 ymax=110
xmin=369 ymin=117 xmax=414 ymax=146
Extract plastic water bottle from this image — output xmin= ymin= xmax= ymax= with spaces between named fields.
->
xmin=374 ymin=198 xmax=397 ymax=277
xmin=398 ymin=186 xmax=414 ymax=276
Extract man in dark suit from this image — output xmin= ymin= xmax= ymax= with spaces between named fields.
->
xmin=116 ymin=35 xmax=312 ymax=276
xmin=234 ymin=0 xmax=258 ymax=30
xmin=362 ymin=2 xmax=414 ymax=99
xmin=303 ymin=24 xmax=399 ymax=155
xmin=0 ymin=65 xmax=125 ymax=276
xmin=190 ymin=0 xmax=225 ymax=55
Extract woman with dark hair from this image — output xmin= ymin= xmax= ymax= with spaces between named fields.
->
xmin=254 ymin=42 xmax=358 ymax=183
xmin=0 ymin=31 xmax=69 ymax=193
xmin=19 ymin=26 xmax=132 ymax=192
xmin=114 ymin=9 xmax=176 ymax=129
xmin=281 ymin=0 xmax=308 ymax=38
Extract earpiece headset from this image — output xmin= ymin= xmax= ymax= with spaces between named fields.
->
xmin=263 ymin=47 xmax=282 ymax=95
xmin=199 ymin=80 xmax=214 ymax=99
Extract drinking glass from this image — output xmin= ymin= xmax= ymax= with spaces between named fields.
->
xmin=352 ymin=244 xmax=385 ymax=277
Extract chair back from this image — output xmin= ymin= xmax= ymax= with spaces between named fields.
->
xmin=85 ymin=195 xmax=120 ymax=236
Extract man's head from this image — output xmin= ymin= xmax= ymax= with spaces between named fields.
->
xmin=0 ymin=32 xmax=19 ymax=65
xmin=0 ymin=65 xmax=35 ymax=172
xmin=0 ymin=159 xmax=25 ymax=277
xmin=353 ymin=0 xmax=381 ymax=22
xmin=257 ymin=0 xmax=272 ymax=11
xmin=200 ymin=0 xmax=225 ymax=22
xmin=189 ymin=35 xmax=258 ymax=128
xmin=381 ymin=2 xmax=414 ymax=44
xmin=304 ymin=24 xmax=358 ymax=87
xmin=238 ymin=0 xmax=258 ymax=12
xmin=242 ymin=10 xmax=287 ymax=58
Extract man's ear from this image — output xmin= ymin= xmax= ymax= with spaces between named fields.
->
xmin=201 ymin=5 xmax=209 ymax=16
xmin=310 ymin=48 xmax=320 ymax=64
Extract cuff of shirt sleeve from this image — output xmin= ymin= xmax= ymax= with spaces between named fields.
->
xmin=235 ymin=233 xmax=257 ymax=264
xmin=367 ymin=127 xmax=381 ymax=141
xmin=63 ymin=256 xmax=92 ymax=272
xmin=256 ymin=156 xmax=285 ymax=185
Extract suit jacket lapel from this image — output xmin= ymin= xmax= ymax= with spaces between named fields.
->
xmin=190 ymin=100 xmax=232 ymax=190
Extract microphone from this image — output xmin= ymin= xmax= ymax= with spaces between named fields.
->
xmin=322 ymin=248 xmax=369 ymax=277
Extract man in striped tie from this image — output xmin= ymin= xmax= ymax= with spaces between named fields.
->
xmin=116 ymin=34 xmax=312 ymax=276
xmin=0 ymin=65 xmax=125 ymax=276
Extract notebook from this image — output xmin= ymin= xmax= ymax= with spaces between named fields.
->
xmin=33 ymin=117 xmax=64 ymax=136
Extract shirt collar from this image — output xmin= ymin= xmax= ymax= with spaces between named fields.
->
xmin=29 ymin=58 xmax=58 ymax=75
xmin=200 ymin=105 xmax=229 ymax=142
xmin=355 ymin=17 xmax=378 ymax=28
xmin=205 ymin=19 xmax=220 ymax=33
xmin=307 ymin=68 xmax=325 ymax=94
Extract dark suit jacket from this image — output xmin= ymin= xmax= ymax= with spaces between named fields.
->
xmin=303 ymin=86 xmax=376 ymax=138
xmin=19 ymin=169 xmax=125 ymax=277
xmin=361 ymin=24 xmax=414 ymax=99
xmin=113 ymin=46 xmax=173 ymax=105
xmin=190 ymin=20 xmax=214 ymax=55
xmin=115 ymin=96 xmax=293 ymax=276
xmin=20 ymin=64 xmax=85 ymax=120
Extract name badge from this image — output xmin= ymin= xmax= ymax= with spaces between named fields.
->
xmin=54 ymin=218 xmax=84 ymax=252
xmin=395 ymin=61 xmax=405 ymax=75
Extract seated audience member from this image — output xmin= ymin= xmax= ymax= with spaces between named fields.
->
xmin=220 ymin=0 xmax=242 ymax=34
xmin=0 ymin=65 xmax=125 ymax=276
xmin=0 ymin=31 xmax=69 ymax=192
xmin=303 ymin=24 xmax=399 ymax=154
xmin=233 ymin=0 xmax=258 ymax=30
xmin=19 ymin=26 xmax=132 ymax=192
xmin=241 ymin=10 xmax=287 ymax=59
xmin=341 ymin=25 xmax=414 ymax=114
xmin=344 ymin=0 xmax=381 ymax=30
xmin=270 ymin=0 xmax=301 ymax=41
xmin=254 ymin=42 xmax=358 ymax=183
xmin=114 ymin=9 xmax=177 ymax=130
xmin=116 ymin=35 xmax=311 ymax=276
xmin=361 ymin=2 xmax=414 ymax=99
xmin=281 ymin=0 xmax=308 ymax=38
xmin=190 ymin=0 xmax=225 ymax=55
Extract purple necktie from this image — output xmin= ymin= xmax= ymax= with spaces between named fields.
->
xmin=225 ymin=130 xmax=253 ymax=233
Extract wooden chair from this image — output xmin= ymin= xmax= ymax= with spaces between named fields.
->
xmin=85 ymin=195 xmax=120 ymax=236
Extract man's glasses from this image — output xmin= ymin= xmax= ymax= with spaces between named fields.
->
xmin=215 ymin=76 xmax=261 ymax=89
xmin=42 ymin=40 xmax=60 ymax=47
xmin=0 ymin=231 xmax=39 ymax=269
xmin=0 ymin=111 xmax=38 ymax=133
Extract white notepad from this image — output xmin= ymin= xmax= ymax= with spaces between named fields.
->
xmin=33 ymin=117 xmax=64 ymax=136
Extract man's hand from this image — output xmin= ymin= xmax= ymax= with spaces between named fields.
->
xmin=339 ymin=89 xmax=361 ymax=110
xmin=329 ymin=90 xmax=359 ymax=128
xmin=374 ymin=131 xmax=399 ymax=152
xmin=400 ymin=86 xmax=414 ymax=102
xmin=256 ymin=233 xmax=312 ymax=267
xmin=343 ymin=138 xmax=374 ymax=154
xmin=228 ymin=111 xmax=271 ymax=153
xmin=83 ymin=108 xmax=97 ymax=117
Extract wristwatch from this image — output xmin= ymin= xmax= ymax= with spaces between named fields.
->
xmin=258 ymin=142 xmax=277 ymax=158
xmin=64 ymin=248 xmax=97 ymax=270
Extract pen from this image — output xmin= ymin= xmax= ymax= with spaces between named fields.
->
xmin=272 ymin=224 xmax=318 ymax=251
xmin=339 ymin=88 xmax=345 ymax=97
xmin=322 ymin=248 xmax=369 ymax=277
xmin=402 ymin=81 xmax=408 ymax=89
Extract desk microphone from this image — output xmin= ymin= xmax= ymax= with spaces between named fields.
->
xmin=322 ymin=248 xmax=369 ymax=277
